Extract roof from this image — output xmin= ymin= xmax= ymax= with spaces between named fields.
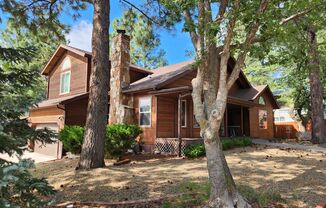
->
xmin=41 ymin=44 xmax=153 ymax=76
xmin=30 ymin=93 xmax=87 ymax=110
xmin=123 ymin=60 xmax=195 ymax=93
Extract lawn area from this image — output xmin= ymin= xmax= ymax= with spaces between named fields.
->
xmin=32 ymin=145 xmax=326 ymax=207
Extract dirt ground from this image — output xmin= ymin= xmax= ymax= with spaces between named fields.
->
xmin=32 ymin=145 xmax=326 ymax=207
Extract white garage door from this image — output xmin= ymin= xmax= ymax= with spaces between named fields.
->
xmin=34 ymin=123 xmax=63 ymax=159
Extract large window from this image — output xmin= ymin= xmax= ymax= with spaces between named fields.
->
xmin=139 ymin=96 xmax=151 ymax=127
xmin=181 ymin=100 xmax=187 ymax=127
xmin=60 ymin=71 xmax=71 ymax=94
xmin=259 ymin=96 xmax=266 ymax=105
xmin=259 ymin=110 xmax=268 ymax=129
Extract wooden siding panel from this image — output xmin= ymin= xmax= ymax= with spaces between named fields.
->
xmin=157 ymin=96 xmax=177 ymax=138
xmin=134 ymin=95 xmax=157 ymax=144
xmin=249 ymin=92 xmax=275 ymax=138
xmin=48 ymin=51 xmax=88 ymax=99
xmin=65 ymin=97 xmax=88 ymax=126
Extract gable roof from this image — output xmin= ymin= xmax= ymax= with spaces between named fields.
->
xmin=41 ymin=44 xmax=153 ymax=76
xmin=123 ymin=59 xmax=252 ymax=93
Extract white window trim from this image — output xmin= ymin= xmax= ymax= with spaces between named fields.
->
xmin=59 ymin=71 xmax=71 ymax=95
xmin=139 ymin=96 xmax=152 ymax=128
xmin=181 ymin=100 xmax=187 ymax=128
xmin=258 ymin=109 xmax=268 ymax=129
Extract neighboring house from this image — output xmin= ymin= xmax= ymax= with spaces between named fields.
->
xmin=28 ymin=30 xmax=279 ymax=158
xmin=274 ymin=108 xmax=300 ymax=139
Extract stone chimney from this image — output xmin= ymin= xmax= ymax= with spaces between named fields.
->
xmin=109 ymin=30 xmax=134 ymax=124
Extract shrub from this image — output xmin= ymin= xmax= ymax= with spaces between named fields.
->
xmin=184 ymin=137 xmax=252 ymax=158
xmin=59 ymin=125 xmax=84 ymax=154
xmin=184 ymin=144 xmax=206 ymax=158
xmin=105 ymin=124 xmax=142 ymax=159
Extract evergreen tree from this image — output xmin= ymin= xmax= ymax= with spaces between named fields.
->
xmin=111 ymin=9 xmax=167 ymax=69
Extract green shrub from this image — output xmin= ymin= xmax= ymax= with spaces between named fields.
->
xmin=183 ymin=144 xmax=206 ymax=158
xmin=59 ymin=125 xmax=84 ymax=154
xmin=105 ymin=124 xmax=142 ymax=159
xmin=184 ymin=137 xmax=252 ymax=158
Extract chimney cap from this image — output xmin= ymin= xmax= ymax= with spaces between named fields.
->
xmin=117 ymin=29 xmax=126 ymax=34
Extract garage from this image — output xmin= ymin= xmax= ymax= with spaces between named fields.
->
xmin=34 ymin=123 xmax=63 ymax=159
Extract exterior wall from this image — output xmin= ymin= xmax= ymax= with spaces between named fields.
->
xmin=134 ymin=94 xmax=157 ymax=145
xmin=130 ymin=70 xmax=148 ymax=83
xmin=249 ymin=92 xmax=275 ymax=138
xmin=64 ymin=97 xmax=88 ymax=126
xmin=29 ymin=107 xmax=64 ymax=127
xmin=275 ymin=122 xmax=300 ymax=139
xmin=48 ymin=51 xmax=88 ymax=99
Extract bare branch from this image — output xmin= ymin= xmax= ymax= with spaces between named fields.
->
xmin=120 ymin=0 xmax=161 ymax=26
xmin=214 ymin=0 xmax=228 ymax=25
xmin=183 ymin=10 xmax=199 ymax=50
xmin=280 ymin=8 xmax=312 ymax=25
xmin=227 ymin=0 xmax=269 ymax=90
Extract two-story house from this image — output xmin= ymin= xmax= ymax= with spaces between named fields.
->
xmin=29 ymin=30 xmax=279 ymax=158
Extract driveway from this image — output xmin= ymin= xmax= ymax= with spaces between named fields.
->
xmin=0 ymin=151 xmax=57 ymax=163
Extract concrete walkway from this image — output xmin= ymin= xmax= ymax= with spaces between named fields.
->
xmin=0 ymin=151 xmax=57 ymax=163
xmin=252 ymin=139 xmax=326 ymax=153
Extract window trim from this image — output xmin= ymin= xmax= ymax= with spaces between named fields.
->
xmin=139 ymin=96 xmax=152 ymax=127
xmin=59 ymin=71 xmax=71 ymax=95
xmin=181 ymin=100 xmax=187 ymax=128
xmin=193 ymin=115 xmax=200 ymax=128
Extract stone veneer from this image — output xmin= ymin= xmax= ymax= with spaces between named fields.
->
xmin=109 ymin=30 xmax=134 ymax=124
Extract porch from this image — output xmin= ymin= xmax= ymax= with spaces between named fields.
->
xmin=151 ymin=86 xmax=254 ymax=155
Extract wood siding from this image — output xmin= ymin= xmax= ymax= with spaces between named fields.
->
xmin=48 ymin=51 xmax=88 ymax=99
xmin=134 ymin=94 xmax=157 ymax=145
xmin=249 ymin=92 xmax=275 ymax=138
xmin=64 ymin=97 xmax=88 ymax=126
xmin=29 ymin=107 xmax=64 ymax=127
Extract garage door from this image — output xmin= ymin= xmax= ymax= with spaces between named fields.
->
xmin=34 ymin=123 xmax=63 ymax=159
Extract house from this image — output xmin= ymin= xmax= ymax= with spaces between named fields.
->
xmin=28 ymin=30 xmax=279 ymax=158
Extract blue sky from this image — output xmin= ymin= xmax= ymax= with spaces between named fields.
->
xmin=1 ymin=2 xmax=194 ymax=65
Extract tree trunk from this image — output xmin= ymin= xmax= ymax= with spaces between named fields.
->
xmin=307 ymin=26 xmax=325 ymax=144
xmin=203 ymin=122 xmax=250 ymax=208
xmin=78 ymin=0 xmax=110 ymax=169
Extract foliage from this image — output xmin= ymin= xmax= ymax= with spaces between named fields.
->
xmin=105 ymin=124 xmax=142 ymax=159
xmin=111 ymin=9 xmax=168 ymax=69
xmin=59 ymin=126 xmax=84 ymax=154
xmin=0 ymin=45 xmax=57 ymax=207
xmin=0 ymin=159 xmax=55 ymax=208
xmin=184 ymin=137 xmax=252 ymax=158
xmin=183 ymin=144 xmax=206 ymax=159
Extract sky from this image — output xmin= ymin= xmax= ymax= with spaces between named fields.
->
xmin=0 ymin=2 xmax=194 ymax=65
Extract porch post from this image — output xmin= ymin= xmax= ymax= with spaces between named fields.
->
xmin=225 ymin=105 xmax=228 ymax=137
xmin=241 ymin=106 xmax=244 ymax=136
xmin=178 ymin=94 xmax=182 ymax=157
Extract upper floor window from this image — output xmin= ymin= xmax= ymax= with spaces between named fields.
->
xmin=62 ymin=57 xmax=71 ymax=71
xmin=139 ymin=96 xmax=151 ymax=127
xmin=181 ymin=100 xmax=187 ymax=127
xmin=259 ymin=96 xmax=266 ymax=105
xmin=60 ymin=71 xmax=71 ymax=94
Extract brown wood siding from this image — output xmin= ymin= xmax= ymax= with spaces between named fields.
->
xmin=157 ymin=96 xmax=177 ymax=138
xmin=64 ymin=97 xmax=88 ymax=126
xmin=48 ymin=51 xmax=88 ymax=99
xmin=249 ymin=92 xmax=275 ymax=138
xmin=28 ymin=107 xmax=64 ymax=127
xmin=163 ymin=71 xmax=196 ymax=88
xmin=134 ymin=94 xmax=157 ymax=144
xmin=130 ymin=70 xmax=148 ymax=83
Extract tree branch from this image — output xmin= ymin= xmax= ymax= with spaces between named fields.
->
xmin=280 ymin=8 xmax=312 ymax=25
xmin=183 ymin=10 xmax=199 ymax=50
xmin=214 ymin=0 xmax=228 ymax=25
xmin=227 ymin=0 xmax=269 ymax=90
xmin=120 ymin=0 xmax=161 ymax=26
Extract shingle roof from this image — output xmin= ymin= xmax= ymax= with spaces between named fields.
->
xmin=30 ymin=93 xmax=86 ymax=109
xmin=123 ymin=60 xmax=194 ymax=93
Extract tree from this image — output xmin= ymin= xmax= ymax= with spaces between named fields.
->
xmin=0 ymin=45 xmax=57 ymax=207
xmin=134 ymin=0 xmax=275 ymax=206
xmin=78 ymin=0 xmax=110 ymax=169
xmin=111 ymin=9 xmax=167 ymax=69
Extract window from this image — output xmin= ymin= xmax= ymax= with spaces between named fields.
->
xmin=181 ymin=100 xmax=187 ymax=127
xmin=259 ymin=110 xmax=268 ymax=129
xmin=280 ymin=116 xmax=285 ymax=121
xmin=259 ymin=96 xmax=266 ymax=105
xmin=62 ymin=57 xmax=71 ymax=71
xmin=139 ymin=96 xmax=151 ymax=127
xmin=60 ymin=71 xmax=71 ymax=94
